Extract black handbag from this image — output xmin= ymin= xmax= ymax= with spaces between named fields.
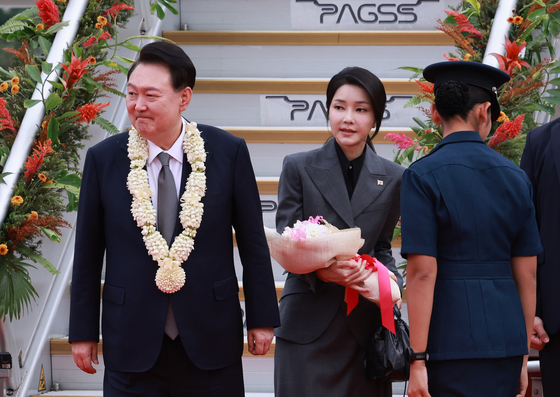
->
xmin=365 ymin=306 xmax=410 ymax=382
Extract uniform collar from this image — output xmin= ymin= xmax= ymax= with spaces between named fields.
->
xmin=430 ymin=130 xmax=484 ymax=154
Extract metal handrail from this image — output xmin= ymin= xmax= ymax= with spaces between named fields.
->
xmin=0 ymin=0 xmax=89 ymax=226
xmin=482 ymin=0 xmax=517 ymax=67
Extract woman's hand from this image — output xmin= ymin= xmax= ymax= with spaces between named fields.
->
xmin=516 ymin=357 xmax=529 ymax=397
xmin=316 ymin=257 xmax=370 ymax=291
xmin=407 ymin=361 xmax=431 ymax=397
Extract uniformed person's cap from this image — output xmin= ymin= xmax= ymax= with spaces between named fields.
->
xmin=423 ymin=61 xmax=510 ymax=122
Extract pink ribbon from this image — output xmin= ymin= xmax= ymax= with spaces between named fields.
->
xmin=344 ymin=254 xmax=395 ymax=334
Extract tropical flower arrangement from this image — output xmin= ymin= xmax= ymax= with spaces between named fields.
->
xmin=127 ymin=121 xmax=206 ymax=294
xmin=387 ymin=0 xmax=560 ymax=166
xmin=0 ymin=0 xmax=181 ymax=321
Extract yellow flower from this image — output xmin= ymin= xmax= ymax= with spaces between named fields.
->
xmin=87 ymin=56 xmax=96 ymax=65
xmin=0 ymin=82 xmax=8 ymax=92
xmin=11 ymin=76 xmax=19 ymax=86
xmin=28 ymin=211 xmax=39 ymax=220
xmin=57 ymin=0 xmax=67 ymax=2
xmin=38 ymin=173 xmax=48 ymax=182
xmin=11 ymin=196 xmax=23 ymax=206
xmin=507 ymin=16 xmax=514 ymax=23
xmin=0 ymin=244 xmax=8 ymax=255
xmin=11 ymin=85 xmax=20 ymax=95
xmin=497 ymin=111 xmax=510 ymax=123
xmin=463 ymin=54 xmax=471 ymax=61
xmin=36 ymin=23 xmax=45 ymax=30
xmin=95 ymin=23 xmax=103 ymax=29
xmin=97 ymin=16 xmax=108 ymax=26
xmin=513 ymin=16 xmax=523 ymax=25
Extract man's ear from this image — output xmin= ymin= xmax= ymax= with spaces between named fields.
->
xmin=431 ymin=103 xmax=442 ymax=125
xmin=179 ymin=87 xmax=192 ymax=111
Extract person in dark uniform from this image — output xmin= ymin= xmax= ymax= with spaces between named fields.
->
xmin=274 ymin=67 xmax=404 ymax=397
xmin=401 ymin=61 xmax=542 ymax=397
xmin=521 ymin=117 xmax=560 ymax=395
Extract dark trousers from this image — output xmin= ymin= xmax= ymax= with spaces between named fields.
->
xmin=427 ymin=356 xmax=523 ymax=397
xmin=540 ymin=330 xmax=560 ymax=395
xmin=104 ymin=335 xmax=245 ymax=397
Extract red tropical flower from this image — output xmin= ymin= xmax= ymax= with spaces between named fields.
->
xmin=443 ymin=53 xmax=462 ymax=61
xmin=491 ymin=38 xmax=531 ymax=77
xmin=23 ymin=139 xmax=53 ymax=185
xmin=385 ymin=132 xmax=421 ymax=151
xmin=103 ymin=2 xmax=135 ymax=20
xmin=35 ymin=0 xmax=60 ymax=28
xmin=60 ymin=53 xmax=90 ymax=92
xmin=76 ymin=102 xmax=110 ymax=123
xmin=83 ymin=37 xmax=97 ymax=47
xmin=98 ymin=32 xmax=112 ymax=42
xmin=445 ymin=10 xmax=483 ymax=38
xmin=0 ymin=98 xmax=16 ymax=133
xmin=488 ymin=115 xmax=525 ymax=148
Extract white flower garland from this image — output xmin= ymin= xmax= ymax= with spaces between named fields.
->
xmin=127 ymin=121 xmax=206 ymax=293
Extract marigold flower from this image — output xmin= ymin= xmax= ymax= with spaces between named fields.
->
xmin=507 ymin=16 xmax=515 ymax=23
xmin=497 ymin=111 xmax=510 ymax=123
xmin=464 ymin=54 xmax=472 ymax=61
xmin=0 ymin=244 xmax=8 ymax=255
xmin=36 ymin=0 xmax=60 ymax=28
xmin=77 ymin=102 xmax=110 ymax=123
xmin=36 ymin=23 xmax=45 ymax=30
xmin=83 ymin=37 xmax=97 ymax=47
xmin=11 ymin=196 xmax=24 ymax=206
xmin=513 ymin=16 xmax=523 ymax=25
xmin=11 ymin=76 xmax=19 ymax=85
xmin=38 ymin=173 xmax=47 ymax=182
xmin=11 ymin=85 xmax=20 ymax=95
xmin=97 ymin=16 xmax=108 ymax=25
xmin=57 ymin=0 xmax=67 ymax=2
xmin=95 ymin=23 xmax=103 ymax=29
xmin=88 ymin=56 xmax=96 ymax=65
xmin=0 ymin=82 xmax=8 ymax=92
xmin=28 ymin=211 xmax=39 ymax=220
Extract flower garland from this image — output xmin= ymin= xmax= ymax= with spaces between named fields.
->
xmin=127 ymin=121 xmax=206 ymax=293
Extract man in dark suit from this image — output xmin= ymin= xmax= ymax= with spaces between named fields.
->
xmin=521 ymin=117 xmax=560 ymax=394
xmin=69 ymin=42 xmax=280 ymax=396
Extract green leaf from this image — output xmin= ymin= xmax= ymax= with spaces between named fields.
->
xmin=93 ymin=117 xmax=120 ymax=135
xmin=38 ymin=36 xmax=52 ymax=56
xmin=391 ymin=226 xmax=401 ymax=242
xmin=45 ymin=92 xmax=62 ymax=111
xmin=413 ymin=117 xmax=430 ymax=129
xmin=41 ymin=61 xmax=53 ymax=75
xmin=47 ymin=116 xmax=60 ymax=143
xmin=464 ymin=0 xmax=480 ymax=14
xmin=56 ymin=173 xmax=81 ymax=189
xmin=102 ymin=85 xmax=126 ymax=98
xmin=548 ymin=77 xmax=560 ymax=86
xmin=0 ymin=20 xmax=30 ymax=35
xmin=117 ymin=63 xmax=129 ymax=75
xmin=45 ymin=20 xmax=69 ymax=35
xmin=24 ymin=99 xmax=42 ymax=108
xmin=0 ymin=172 xmax=12 ymax=184
xmin=16 ymin=246 xmax=59 ymax=275
xmin=25 ymin=64 xmax=42 ymax=84
xmin=532 ymin=103 xmax=555 ymax=115
xmin=48 ymin=80 xmax=64 ymax=90
xmin=65 ymin=190 xmax=78 ymax=212
xmin=0 ymin=66 xmax=11 ymax=78
xmin=542 ymin=95 xmax=560 ymax=106
xmin=155 ymin=4 xmax=166 ymax=19
xmin=114 ymin=55 xmax=135 ymax=65
xmin=158 ymin=0 xmax=179 ymax=15
xmin=528 ymin=8 xmax=547 ymax=21
xmin=56 ymin=111 xmax=80 ymax=121
xmin=40 ymin=227 xmax=62 ymax=243
xmin=120 ymin=42 xmax=142 ymax=52
xmin=0 ymin=260 xmax=38 ymax=321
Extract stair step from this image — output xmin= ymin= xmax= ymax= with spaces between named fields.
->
xmin=50 ymin=339 xmax=276 ymax=358
xmin=194 ymin=78 xmax=417 ymax=95
xmin=164 ymin=30 xmax=453 ymax=46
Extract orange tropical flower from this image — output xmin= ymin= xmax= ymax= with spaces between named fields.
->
xmin=0 ymin=244 xmax=8 ymax=255
xmin=11 ymin=85 xmax=20 ymax=95
xmin=23 ymin=139 xmax=53 ymax=185
xmin=11 ymin=196 xmax=24 ymax=206
xmin=87 ymin=56 xmax=96 ymax=65
xmin=489 ymin=115 xmax=525 ymax=148
xmin=28 ymin=211 xmax=39 ymax=220
xmin=507 ymin=16 xmax=515 ymax=23
xmin=490 ymin=38 xmax=530 ymax=76
xmin=36 ymin=0 xmax=60 ymax=28
xmin=97 ymin=16 xmax=108 ymax=25
xmin=38 ymin=173 xmax=47 ymax=182
xmin=513 ymin=16 xmax=523 ymax=25
xmin=11 ymin=76 xmax=20 ymax=86
xmin=77 ymin=102 xmax=110 ymax=123
xmin=445 ymin=10 xmax=483 ymax=38
xmin=0 ymin=82 xmax=8 ymax=92
xmin=463 ymin=54 xmax=471 ymax=61
xmin=0 ymin=98 xmax=16 ymax=133
xmin=60 ymin=52 xmax=90 ymax=92
xmin=36 ymin=23 xmax=45 ymax=30
xmin=95 ymin=23 xmax=103 ymax=29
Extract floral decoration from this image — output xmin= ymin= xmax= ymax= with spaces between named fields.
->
xmin=392 ymin=0 xmax=560 ymax=167
xmin=127 ymin=121 xmax=206 ymax=294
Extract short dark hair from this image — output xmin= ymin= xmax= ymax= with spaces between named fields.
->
xmin=128 ymin=41 xmax=196 ymax=91
xmin=326 ymin=67 xmax=386 ymax=151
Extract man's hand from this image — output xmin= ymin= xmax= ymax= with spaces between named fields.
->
xmin=247 ymin=327 xmax=274 ymax=356
xmin=530 ymin=316 xmax=549 ymax=351
xmin=316 ymin=258 xmax=370 ymax=291
xmin=72 ymin=340 xmax=99 ymax=374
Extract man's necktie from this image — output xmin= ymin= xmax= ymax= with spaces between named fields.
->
xmin=157 ymin=152 xmax=180 ymax=340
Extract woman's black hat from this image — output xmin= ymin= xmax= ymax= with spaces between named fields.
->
xmin=423 ymin=61 xmax=510 ymax=122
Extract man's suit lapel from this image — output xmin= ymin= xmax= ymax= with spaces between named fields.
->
xmin=351 ymin=148 xmax=392 ymax=216
xmin=551 ymin=125 xmax=560 ymax=189
xmin=305 ymin=140 xmax=354 ymax=227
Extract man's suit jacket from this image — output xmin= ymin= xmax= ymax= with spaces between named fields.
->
xmin=274 ymin=139 xmax=404 ymax=347
xmin=521 ymin=118 xmax=560 ymax=335
xmin=69 ymin=124 xmax=280 ymax=372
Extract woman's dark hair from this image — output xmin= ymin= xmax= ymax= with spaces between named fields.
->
xmin=434 ymin=81 xmax=494 ymax=122
xmin=128 ymin=42 xmax=196 ymax=92
xmin=326 ymin=67 xmax=386 ymax=151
